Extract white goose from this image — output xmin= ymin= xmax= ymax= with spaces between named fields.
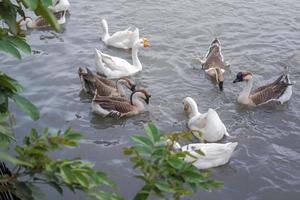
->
xmin=95 ymin=35 xmax=149 ymax=79
xmin=101 ymin=19 xmax=139 ymax=49
xmin=49 ymin=0 xmax=70 ymax=13
xmin=183 ymin=97 xmax=229 ymax=142
xmin=172 ymin=141 xmax=238 ymax=169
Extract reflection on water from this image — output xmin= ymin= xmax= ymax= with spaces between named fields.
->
xmin=1 ymin=0 xmax=300 ymax=199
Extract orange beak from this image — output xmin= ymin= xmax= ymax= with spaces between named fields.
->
xmin=143 ymin=37 xmax=149 ymax=48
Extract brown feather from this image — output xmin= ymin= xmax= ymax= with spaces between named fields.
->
xmin=203 ymin=44 xmax=225 ymax=69
xmin=250 ymin=80 xmax=289 ymax=105
xmin=251 ymin=74 xmax=284 ymax=95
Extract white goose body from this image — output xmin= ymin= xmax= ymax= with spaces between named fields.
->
xmin=95 ymin=36 xmax=149 ymax=79
xmin=49 ymin=0 xmax=70 ymax=13
xmin=175 ymin=142 xmax=238 ymax=169
xmin=183 ymin=97 xmax=229 ymax=142
xmin=101 ymin=19 xmax=139 ymax=49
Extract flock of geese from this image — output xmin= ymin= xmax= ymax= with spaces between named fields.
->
xmin=20 ymin=0 xmax=294 ymax=170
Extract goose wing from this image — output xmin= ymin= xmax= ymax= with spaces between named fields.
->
xmin=100 ymin=52 xmax=132 ymax=70
xmin=95 ymin=74 xmax=116 ymax=88
xmin=251 ymin=74 xmax=284 ymax=95
xmin=109 ymin=30 xmax=133 ymax=44
xmin=93 ymin=96 xmax=133 ymax=113
xmin=204 ymin=45 xmax=225 ymax=69
xmin=250 ymin=80 xmax=289 ymax=105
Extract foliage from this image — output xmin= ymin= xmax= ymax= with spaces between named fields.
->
xmin=0 ymin=0 xmax=59 ymax=59
xmin=0 ymin=127 xmax=121 ymax=200
xmin=123 ymin=122 xmax=222 ymax=200
xmin=0 ymin=1 xmax=122 ymax=200
xmin=0 ymin=70 xmax=40 ymax=147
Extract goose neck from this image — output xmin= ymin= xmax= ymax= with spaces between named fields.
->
xmin=241 ymin=78 xmax=253 ymax=97
xmin=187 ymin=99 xmax=200 ymax=118
xmin=116 ymin=80 xmax=126 ymax=96
xmin=131 ymin=92 xmax=144 ymax=111
xmin=132 ymin=45 xmax=142 ymax=69
xmin=102 ymin=19 xmax=110 ymax=41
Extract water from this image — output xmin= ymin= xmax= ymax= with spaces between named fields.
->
xmin=1 ymin=0 xmax=300 ymax=199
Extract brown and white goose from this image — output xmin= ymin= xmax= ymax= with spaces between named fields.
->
xmin=19 ymin=11 xmax=66 ymax=29
xmin=78 ymin=67 xmax=135 ymax=97
xmin=199 ymin=38 xmax=230 ymax=91
xmin=233 ymin=70 xmax=292 ymax=106
xmin=91 ymin=89 xmax=151 ymax=118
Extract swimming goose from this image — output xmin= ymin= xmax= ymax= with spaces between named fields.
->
xmin=78 ymin=67 xmax=136 ymax=97
xmin=20 ymin=11 xmax=66 ymax=29
xmin=91 ymin=89 xmax=151 ymax=118
xmin=172 ymin=141 xmax=238 ymax=169
xmin=49 ymin=0 xmax=70 ymax=13
xmin=101 ymin=19 xmax=139 ymax=49
xmin=95 ymin=35 xmax=149 ymax=79
xmin=233 ymin=70 xmax=293 ymax=106
xmin=183 ymin=97 xmax=229 ymax=142
xmin=199 ymin=38 xmax=229 ymax=90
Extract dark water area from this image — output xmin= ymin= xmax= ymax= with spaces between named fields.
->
xmin=1 ymin=0 xmax=300 ymax=199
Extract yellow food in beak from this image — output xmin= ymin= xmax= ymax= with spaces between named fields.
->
xmin=143 ymin=38 xmax=149 ymax=48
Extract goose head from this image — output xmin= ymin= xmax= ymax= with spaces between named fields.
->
xmin=183 ymin=97 xmax=199 ymax=118
xmin=19 ymin=17 xmax=34 ymax=27
xmin=130 ymin=89 xmax=151 ymax=105
xmin=233 ymin=71 xmax=253 ymax=83
xmin=78 ymin=67 xmax=96 ymax=82
xmin=117 ymin=77 xmax=136 ymax=91
xmin=211 ymin=38 xmax=221 ymax=47
xmin=133 ymin=37 xmax=150 ymax=48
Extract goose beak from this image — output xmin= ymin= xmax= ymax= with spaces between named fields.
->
xmin=233 ymin=78 xmax=241 ymax=83
xmin=144 ymin=95 xmax=151 ymax=104
xmin=218 ymin=81 xmax=223 ymax=91
xmin=143 ymin=37 xmax=149 ymax=48
xmin=130 ymin=84 xmax=136 ymax=91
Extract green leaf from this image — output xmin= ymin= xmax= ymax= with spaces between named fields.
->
xmin=0 ymin=152 xmax=33 ymax=167
xmin=144 ymin=122 xmax=161 ymax=143
xmin=123 ymin=147 xmax=133 ymax=155
xmin=11 ymin=94 xmax=40 ymax=120
xmin=155 ymin=181 xmax=176 ymax=193
xmin=60 ymin=166 xmax=76 ymax=184
xmin=75 ymin=173 xmax=89 ymax=188
xmin=0 ymin=3 xmax=17 ymax=34
xmin=0 ymin=40 xmax=21 ymax=59
xmin=3 ymin=36 xmax=31 ymax=54
xmin=21 ymin=0 xmax=39 ymax=10
xmin=131 ymin=135 xmax=153 ymax=147
xmin=48 ymin=181 xmax=63 ymax=195
xmin=28 ymin=184 xmax=45 ymax=199
xmin=64 ymin=132 xmax=82 ymax=140
xmin=133 ymin=145 xmax=152 ymax=156
xmin=15 ymin=182 xmax=33 ymax=200
xmin=0 ymin=124 xmax=16 ymax=144
xmin=35 ymin=1 xmax=60 ymax=31
xmin=0 ymin=72 xmax=23 ymax=92
xmin=41 ymin=0 xmax=52 ymax=7
xmin=133 ymin=185 xmax=151 ymax=200
xmin=167 ymin=157 xmax=186 ymax=170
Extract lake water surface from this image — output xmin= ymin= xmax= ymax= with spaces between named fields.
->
xmin=1 ymin=0 xmax=300 ymax=199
